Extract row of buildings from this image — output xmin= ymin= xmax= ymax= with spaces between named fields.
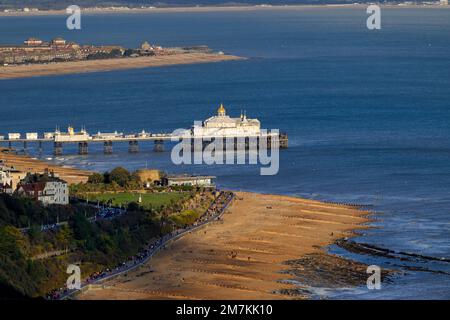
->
xmin=0 ymin=37 xmax=197 ymax=66
xmin=0 ymin=164 xmax=69 ymax=205
xmin=0 ymin=37 xmax=142 ymax=65
xmin=2 ymin=8 xmax=40 ymax=13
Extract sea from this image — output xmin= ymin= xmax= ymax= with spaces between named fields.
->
xmin=0 ymin=7 xmax=449 ymax=299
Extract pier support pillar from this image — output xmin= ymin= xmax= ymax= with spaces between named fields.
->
xmin=8 ymin=141 xmax=12 ymax=150
xmin=54 ymin=142 xmax=63 ymax=156
xmin=191 ymin=138 xmax=203 ymax=152
xmin=256 ymin=136 xmax=265 ymax=151
xmin=266 ymin=135 xmax=272 ymax=149
xmin=38 ymin=141 xmax=43 ymax=155
xmin=201 ymin=139 xmax=210 ymax=151
xmin=78 ymin=142 xmax=88 ymax=155
xmin=23 ymin=141 xmax=28 ymax=154
xmin=154 ymin=140 xmax=164 ymax=152
xmin=245 ymin=137 xmax=250 ymax=150
xmin=128 ymin=140 xmax=139 ymax=153
xmin=103 ymin=141 xmax=113 ymax=154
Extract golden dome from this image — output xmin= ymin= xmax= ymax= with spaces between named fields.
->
xmin=217 ymin=103 xmax=226 ymax=116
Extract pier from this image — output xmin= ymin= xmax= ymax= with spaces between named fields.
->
xmin=0 ymin=126 xmax=288 ymax=156
xmin=1 ymin=107 xmax=289 ymax=156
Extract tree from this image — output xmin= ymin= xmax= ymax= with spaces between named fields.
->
xmin=103 ymin=171 xmax=111 ymax=184
xmin=0 ymin=226 xmax=26 ymax=259
xmin=109 ymin=167 xmax=131 ymax=187
xmin=88 ymin=172 xmax=104 ymax=184
xmin=55 ymin=225 xmax=72 ymax=250
xmin=27 ymin=224 xmax=42 ymax=244
xmin=127 ymin=202 xmax=140 ymax=212
xmin=110 ymin=181 xmax=120 ymax=192
xmin=69 ymin=212 xmax=94 ymax=242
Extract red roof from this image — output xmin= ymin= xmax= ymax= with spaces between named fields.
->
xmin=18 ymin=182 xmax=46 ymax=201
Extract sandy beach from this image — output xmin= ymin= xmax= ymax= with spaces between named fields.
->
xmin=79 ymin=191 xmax=371 ymax=300
xmin=0 ymin=53 xmax=243 ymax=80
xmin=0 ymin=149 xmax=90 ymax=184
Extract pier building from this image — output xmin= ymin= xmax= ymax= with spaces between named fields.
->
xmin=189 ymin=104 xmax=261 ymax=137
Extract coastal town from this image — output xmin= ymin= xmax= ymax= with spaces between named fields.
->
xmin=0 ymin=37 xmax=241 ymax=79
xmin=0 ymin=37 xmax=214 ymax=66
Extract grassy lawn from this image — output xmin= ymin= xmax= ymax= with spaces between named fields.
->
xmin=85 ymin=192 xmax=188 ymax=209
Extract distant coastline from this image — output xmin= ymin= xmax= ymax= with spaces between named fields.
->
xmin=0 ymin=52 xmax=243 ymax=80
xmin=0 ymin=4 xmax=448 ymax=17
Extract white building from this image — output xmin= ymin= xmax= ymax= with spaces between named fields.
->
xmin=163 ymin=175 xmax=215 ymax=187
xmin=54 ymin=126 xmax=90 ymax=142
xmin=189 ymin=104 xmax=261 ymax=138
xmin=40 ymin=180 xmax=69 ymax=205
xmin=16 ymin=171 xmax=69 ymax=205
xmin=440 ymin=0 xmax=448 ymax=5
xmin=44 ymin=132 xmax=55 ymax=139
xmin=0 ymin=165 xmax=26 ymax=194
xmin=51 ymin=37 xmax=67 ymax=46
xmin=8 ymin=133 xmax=21 ymax=140
xmin=26 ymin=132 xmax=38 ymax=140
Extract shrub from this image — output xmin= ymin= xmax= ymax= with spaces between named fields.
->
xmin=170 ymin=210 xmax=200 ymax=228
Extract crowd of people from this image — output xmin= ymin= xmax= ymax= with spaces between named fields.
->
xmin=94 ymin=206 xmax=126 ymax=220
xmin=20 ymin=221 xmax=66 ymax=234
xmin=47 ymin=190 xmax=235 ymax=300
xmin=40 ymin=223 xmax=64 ymax=232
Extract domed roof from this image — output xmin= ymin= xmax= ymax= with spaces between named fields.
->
xmin=141 ymin=41 xmax=151 ymax=50
xmin=217 ymin=103 xmax=226 ymax=116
